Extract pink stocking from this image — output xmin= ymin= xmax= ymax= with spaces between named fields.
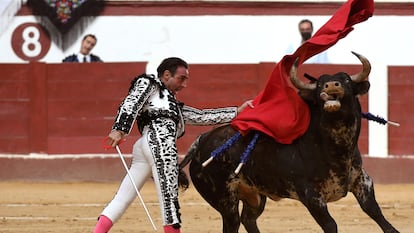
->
xmin=93 ymin=215 xmax=113 ymax=233
xmin=163 ymin=225 xmax=181 ymax=233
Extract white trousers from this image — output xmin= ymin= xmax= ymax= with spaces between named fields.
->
xmin=101 ymin=125 xmax=180 ymax=226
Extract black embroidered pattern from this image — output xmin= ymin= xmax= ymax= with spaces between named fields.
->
xmin=182 ymin=105 xmax=238 ymax=125
xmin=138 ymin=109 xmax=180 ymax=134
xmin=112 ymin=74 xmax=156 ymax=133
xmin=147 ymin=118 xmax=181 ymax=225
xmin=129 ymin=74 xmax=167 ymax=99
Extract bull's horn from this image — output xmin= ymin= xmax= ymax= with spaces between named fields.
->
xmin=350 ymin=51 xmax=371 ymax=82
xmin=289 ymin=58 xmax=316 ymax=90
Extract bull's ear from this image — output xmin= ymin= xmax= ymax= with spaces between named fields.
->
xmin=355 ymin=81 xmax=370 ymax=95
xmin=298 ymin=89 xmax=316 ymax=104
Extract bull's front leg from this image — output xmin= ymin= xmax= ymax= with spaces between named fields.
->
xmin=297 ymin=188 xmax=338 ymax=233
xmin=351 ymin=169 xmax=400 ymax=233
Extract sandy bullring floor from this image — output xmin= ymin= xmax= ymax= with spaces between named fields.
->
xmin=0 ymin=181 xmax=413 ymax=233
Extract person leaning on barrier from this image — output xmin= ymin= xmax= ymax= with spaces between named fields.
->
xmin=62 ymin=34 xmax=103 ymax=63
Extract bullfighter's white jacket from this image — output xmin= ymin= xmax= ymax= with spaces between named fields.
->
xmin=112 ymin=74 xmax=238 ymax=137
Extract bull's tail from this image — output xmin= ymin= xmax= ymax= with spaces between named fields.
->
xmin=178 ymin=134 xmax=203 ymax=191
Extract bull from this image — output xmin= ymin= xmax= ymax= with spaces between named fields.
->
xmin=178 ymin=52 xmax=399 ymax=233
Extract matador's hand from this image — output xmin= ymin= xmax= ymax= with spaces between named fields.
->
xmin=237 ymin=100 xmax=254 ymax=114
xmin=107 ymin=130 xmax=126 ymax=147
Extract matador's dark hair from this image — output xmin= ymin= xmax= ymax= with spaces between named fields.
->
xmin=157 ymin=57 xmax=188 ymax=78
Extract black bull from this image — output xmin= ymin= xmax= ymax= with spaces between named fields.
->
xmin=178 ymin=52 xmax=399 ymax=233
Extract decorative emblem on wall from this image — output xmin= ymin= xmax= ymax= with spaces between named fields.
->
xmin=27 ymin=0 xmax=105 ymax=34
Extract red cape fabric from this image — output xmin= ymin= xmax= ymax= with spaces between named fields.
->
xmin=231 ymin=0 xmax=374 ymax=144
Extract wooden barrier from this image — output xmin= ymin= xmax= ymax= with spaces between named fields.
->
xmin=0 ymin=62 xmax=146 ymax=154
xmin=2 ymin=62 xmax=410 ymax=156
xmin=0 ymin=62 xmax=413 ymax=183
xmin=388 ymin=66 xmax=414 ymax=155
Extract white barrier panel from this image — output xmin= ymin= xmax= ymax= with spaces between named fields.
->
xmin=368 ymin=62 xmax=388 ymax=157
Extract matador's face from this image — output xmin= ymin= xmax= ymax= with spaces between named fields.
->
xmin=162 ymin=66 xmax=189 ymax=94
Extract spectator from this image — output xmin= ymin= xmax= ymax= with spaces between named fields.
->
xmin=62 ymin=34 xmax=102 ymax=63
xmin=93 ymin=57 xmax=253 ymax=233
xmin=285 ymin=19 xmax=329 ymax=64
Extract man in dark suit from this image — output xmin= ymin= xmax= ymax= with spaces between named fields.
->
xmin=62 ymin=34 xmax=103 ymax=63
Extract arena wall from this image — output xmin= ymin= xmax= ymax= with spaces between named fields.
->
xmin=0 ymin=62 xmax=413 ymax=183
xmin=1 ymin=155 xmax=413 ymax=184
xmin=0 ymin=62 xmax=370 ymax=155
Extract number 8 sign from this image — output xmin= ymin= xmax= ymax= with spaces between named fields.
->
xmin=11 ymin=23 xmax=51 ymax=61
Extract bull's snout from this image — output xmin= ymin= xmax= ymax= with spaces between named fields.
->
xmin=320 ymin=81 xmax=345 ymax=112
xmin=324 ymin=81 xmax=341 ymax=89
xmin=321 ymin=81 xmax=344 ymax=99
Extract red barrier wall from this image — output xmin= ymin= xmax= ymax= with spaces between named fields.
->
xmin=1 ymin=62 xmax=413 ymax=183
xmin=0 ymin=62 xmax=146 ymax=154
xmin=1 ymin=63 xmax=31 ymax=153
xmin=388 ymin=66 xmax=414 ymax=155
xmin=45 ymin=62 xmax=147 ymax=154
xmin=0 ymin=62 xmax=412 ymax=156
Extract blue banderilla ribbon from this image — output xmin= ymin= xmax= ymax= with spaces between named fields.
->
xmin=234 ymin=132 xmax=260 ymax=174
xmin=202 ymin=131 xmax=261 ymax=175
xmin=362 ymin=112 xmax=400 ymax=127
xmin=202 ymin=131 xmax=242 ymax=167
